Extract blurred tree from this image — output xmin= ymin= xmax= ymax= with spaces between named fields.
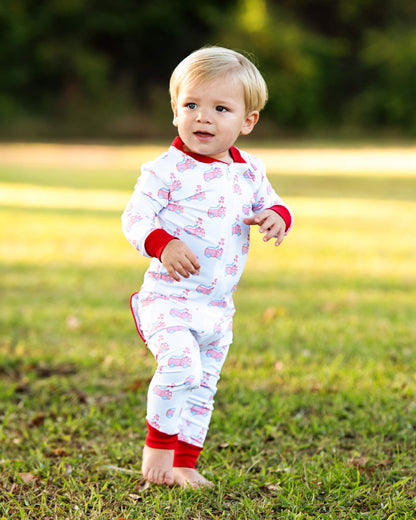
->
xmin=0 ymin=0 xmax=415 ymax=137
xmin=266 ymin=0 xmax=416 ymax=132
xmin=346 ymin=27 xmax=416 ymax=131
xmin=0 ymin=0 xmax=111 ymax=123
xmin=0 ymin=0 xmax=239 ymax=136
xmin=210 ymin=0 xmax=344 ymax=130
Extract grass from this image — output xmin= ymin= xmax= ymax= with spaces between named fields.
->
xmin=1 ymin=142 xmax=416 ymax=519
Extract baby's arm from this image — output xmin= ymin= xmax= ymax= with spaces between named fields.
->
xmin=244 ymin=210 xmax=286 ymax=246
xmin=160 ymin=239 xmax=200 ymax=282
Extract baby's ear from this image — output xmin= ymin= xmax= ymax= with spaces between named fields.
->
xmin=241 ymin=111 xmax=259 ymax=135
xmin=171 ymin=100 xmax=178 ymax=127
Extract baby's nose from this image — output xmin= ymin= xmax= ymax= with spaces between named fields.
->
xmin=196 ymin=109 xmax=211 ymax=123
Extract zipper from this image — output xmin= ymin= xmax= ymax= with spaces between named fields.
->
xmin=209 ymin=163 xmax=234 ymax=301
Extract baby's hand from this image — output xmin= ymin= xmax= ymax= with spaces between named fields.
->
xmin=244 ymin=210 xmax=286 ymax=246
xmin=160 ymin=239 xmax=200 ymax=282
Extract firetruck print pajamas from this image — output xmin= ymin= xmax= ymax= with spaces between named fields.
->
xmin=122 ymin=137 xmax=293 ymax=449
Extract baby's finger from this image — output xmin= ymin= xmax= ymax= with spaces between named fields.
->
xmin=262 ymin=227 xmax=277 ymax=241
xmin=187 ymin=253 xmax=201 ymax=272
xmin=180 ymin=256 xmax=199 ymax=276
xmin=243 ymin=215 xmax=261 ymax=226
xmin=166 ymin=265 xmax=181 ymax=282
xmin=175 ymin=260 xmax=194 ymax=279
xmin=264 ymin=221 xmax=285 ymax=242
xmin=258 ymin=216 xmax=274 ymax=234
xmin=274 ymin=230 xmax=284 ymax=246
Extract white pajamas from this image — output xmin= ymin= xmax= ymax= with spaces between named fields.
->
xmin=122 ymin=138 xmax=292 ymax=448
xmin=130 ymin=292 xmax=232 ymax=447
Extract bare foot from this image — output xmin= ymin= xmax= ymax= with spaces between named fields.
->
xmin=172 ymin=467 xmax=214 ymax=488
xmin=142 ymin=445 xmax=174 ymax=485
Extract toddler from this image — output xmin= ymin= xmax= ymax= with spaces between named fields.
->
xmin=122 ymin=46 xmax=293 ymax=488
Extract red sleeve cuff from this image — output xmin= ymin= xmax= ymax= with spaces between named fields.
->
xmin=269 ymin=204 xmax=292 ymax=232
xmin=144 ymin=229 xmax=178 ymax=260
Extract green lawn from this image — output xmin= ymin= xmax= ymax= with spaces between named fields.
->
xmin=1 ymin=143 xmax=415 ymax=519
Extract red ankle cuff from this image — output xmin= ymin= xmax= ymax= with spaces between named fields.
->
xmin=145 ymin=421 xmax=178 ymax=450
xmin=173 ymin=440 xmax=203 ymax=468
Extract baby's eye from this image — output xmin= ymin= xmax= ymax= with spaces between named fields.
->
xmin=186 ymin=103 xmax=197 ymax=110
xmin=216 ymin=106 xmax=228 ymax=112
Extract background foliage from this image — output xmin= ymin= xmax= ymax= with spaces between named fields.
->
xmin=1 ymin=0 xmax=416 ymax=139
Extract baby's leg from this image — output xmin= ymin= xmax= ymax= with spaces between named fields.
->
xmin=144 ymin=327 xmax=202 ymax=484
xmin=172 ymin=381 xmax=216 ymax=488
xmin=146 ymin=327 xmax=202 ymax=433
xmin=174 ymin=342 xmax=230 ymax=487
xmin=177 ymin=342 xmax=230 ymax=446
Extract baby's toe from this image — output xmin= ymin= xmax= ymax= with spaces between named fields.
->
xmin=164 ymin=470 xmax=174 ymax=486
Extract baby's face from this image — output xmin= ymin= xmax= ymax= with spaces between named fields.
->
xmin=172 ymin=76 xmax=258 ymax=163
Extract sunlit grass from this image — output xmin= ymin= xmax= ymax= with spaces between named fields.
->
xmin=0 ymin=183 xmax=129 ymax=210
xmin=1 ymin=143 xmax=416 ymax=518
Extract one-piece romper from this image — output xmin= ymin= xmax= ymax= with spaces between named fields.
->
xmin=122 ymin=137 xmax=293 ymax=449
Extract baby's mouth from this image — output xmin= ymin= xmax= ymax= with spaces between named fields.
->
xmin=194 ymin=131 xmax=214 ymax=138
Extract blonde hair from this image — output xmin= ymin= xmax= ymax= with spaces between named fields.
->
xmin=169 ymin=46 xmax=268 ymax=114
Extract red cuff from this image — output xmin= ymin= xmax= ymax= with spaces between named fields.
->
xmin=144 ymin=229 xmax=178 ymax=260
xmin=173 ymin=440 xmax=203 ymax=468
xmin=145 ymin=423 xmax=203 ymax=466
xmin=145 ymin=421 xmax=178 ymax=450
xmin=269 ymin=204 xmax=292 ymax=232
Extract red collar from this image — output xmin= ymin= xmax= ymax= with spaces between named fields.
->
xmin=172 ymin=136 xmax=246 ymax=164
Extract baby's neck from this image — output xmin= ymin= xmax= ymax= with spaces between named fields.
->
xmin=221 ymin=151 xmax=234 ymax=164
